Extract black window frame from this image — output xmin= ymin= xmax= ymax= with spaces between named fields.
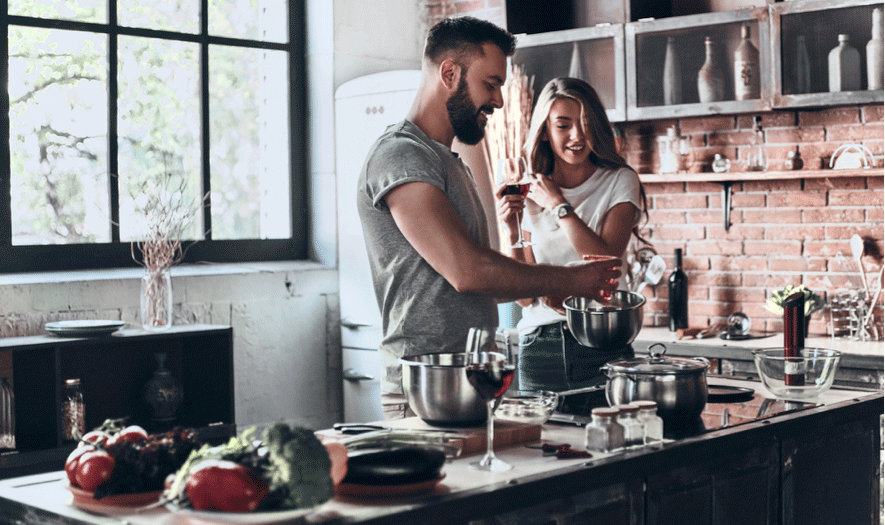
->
xmin=0 ymin=0 xmax=307 ymax=273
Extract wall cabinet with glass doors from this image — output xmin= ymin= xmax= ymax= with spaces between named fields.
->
xmin=508 ymin=0 xmax=883 ymax=122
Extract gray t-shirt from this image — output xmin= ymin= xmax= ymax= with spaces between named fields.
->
xmin=357 ymin=120 xmax=498 ymax=394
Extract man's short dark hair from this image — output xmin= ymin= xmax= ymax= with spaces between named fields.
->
xmin=424 ymin=16 xmax=516 ymax=65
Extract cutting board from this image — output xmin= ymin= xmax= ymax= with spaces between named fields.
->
xmin=384 ymin=417 xmax=542 ymax=456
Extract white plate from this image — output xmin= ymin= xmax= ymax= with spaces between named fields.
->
xmin=46 ymin=320 xmax=125 ymax=337
xmin=165 ymin=502 xmax=321 ymax=524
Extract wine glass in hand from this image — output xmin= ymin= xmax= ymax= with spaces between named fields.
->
xmin=465 ymin=327 xmax=516 ymax=472
xmin=497 ymin=157 xmax=533 ymax=249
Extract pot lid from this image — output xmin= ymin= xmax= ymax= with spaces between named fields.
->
xmin=605 ymin=343 xmax=709 ymax=375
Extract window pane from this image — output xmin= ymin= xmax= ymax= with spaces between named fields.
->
xmin=117 ymin=36 xmax=203 ymax=242
xmin=209 ymin=0 xmax=287 ymax=43
xmin=209 ymin=46 xmax=290 ymax=240
xmin=118 ymin=0 xmax=198 ymax=34
xmin=8 ymin=0 xmax=105 ymax=24
xmin=8 ymin=27 xmax=109 ymax=245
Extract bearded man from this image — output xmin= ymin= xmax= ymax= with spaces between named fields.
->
xmin=357 ymin=16 xmax=621 ymax=419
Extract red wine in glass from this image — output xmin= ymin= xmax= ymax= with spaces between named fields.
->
xmin=502 ymin=182 xmax=530 ymax=197
xmin=466 ymin=364 xmax=515 ymax=401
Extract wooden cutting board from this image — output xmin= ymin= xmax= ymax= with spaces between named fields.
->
xmin=383 ymin=417 xmax=542 ymax=456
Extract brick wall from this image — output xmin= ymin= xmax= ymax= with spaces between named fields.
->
xmin=425 ymin=3 xmax=884 ymax=337
xmin=620 ymin=105 xmax=884 ymax=334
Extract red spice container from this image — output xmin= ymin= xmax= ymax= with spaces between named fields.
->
xmin=782 ymin=292 xmax=806 ymax=386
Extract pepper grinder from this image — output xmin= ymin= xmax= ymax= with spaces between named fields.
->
xmin=783 ymin=291 xmax=806 ymax=386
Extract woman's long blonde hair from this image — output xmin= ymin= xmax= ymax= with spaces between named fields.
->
xmin=524 ymin=77 xmax=649 ymax=243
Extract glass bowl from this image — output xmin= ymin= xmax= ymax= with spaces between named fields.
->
xmin=752 ymin=348 xmax=841 ymax=400
xmin=495 ymin=390 xmax=559 ymax=425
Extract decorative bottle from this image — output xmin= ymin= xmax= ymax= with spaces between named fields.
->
xmin=568 ymin=42 xmax=584 ymax=80
xmin=697 ymin=37 xmax=725 ymax=103
xmin=62 ymin=379 xmax=85 ymax=442
xmin=828 ymin=34 xmax=861 ymax=92
xmin=868 ymin=8 xmax=884 ymax=90
xmin=143 ymin=352 xmax=183 ymax=425
xmin=734 ymin=25 xmax=760 ymax=100
xmin=746 ymin=119 xmax=768 ymax=172
xmin=794 ymin=35 xmax=811 ymax=94
xmin=663 ymin=36 xmax=682 ymax=105
xmin=668 ymin=248 xmax=688 ymax=331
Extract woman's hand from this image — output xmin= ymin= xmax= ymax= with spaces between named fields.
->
xmin=529 ymin=174 xmax=567 ymax=211
xmin=495 ymin=183 xmax=526 ymax=236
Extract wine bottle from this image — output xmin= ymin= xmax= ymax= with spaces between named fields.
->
xmin=734 ymin=25 xmax=760 ymax=100
xmin=668 ymin=248 xmax=688 ymax=331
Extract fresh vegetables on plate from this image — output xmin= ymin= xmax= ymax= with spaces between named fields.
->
xmin=165 ymin=423 xmax=339 ymax=513
xmin=63 ymin=418 xmax=202 ymax=500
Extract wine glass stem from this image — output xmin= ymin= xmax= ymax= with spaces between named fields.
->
xmin=515 ymin=211 xmax=525 ymax=245
xmin=484 ymin=400 xmax=496 ymax=463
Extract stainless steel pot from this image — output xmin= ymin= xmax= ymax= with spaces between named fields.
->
xmin=399 ymin=352 xmax=490 ymax=426
xmin=563 ymin=291 xmax=645 ymax=349
xmin=602 ymin=343 xmax=710 ymax=420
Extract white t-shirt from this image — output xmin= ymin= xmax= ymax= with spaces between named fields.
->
xmin=516 ymin=166 xmax=642 ymax=336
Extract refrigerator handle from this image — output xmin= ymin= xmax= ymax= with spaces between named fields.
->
xmin=341 ymin=317 xmax=372 ymax=330
xmin=343 ymin=368 xmax=375 ymax=382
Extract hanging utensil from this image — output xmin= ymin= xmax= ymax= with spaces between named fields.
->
xmin=636 ymin=255 xmax=666 ymax=292
xmin=850 ymin=234 xmax=871 ymax=298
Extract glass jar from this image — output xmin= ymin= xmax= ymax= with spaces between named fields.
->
xmin=711 ymin=153 xmax=730 ymax=173
xmin=631 ymin=400 xmax=664 ymax=445
xmin=585 ymin=408 xmax=624 ymax=453
xmin=616 ymin=404 xmax=644 ymax=448
xmin=63 ymin=378 xmax=85 ymax=442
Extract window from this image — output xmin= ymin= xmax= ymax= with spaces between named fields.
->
xmin=2 ymin=0 xmax=306 ymax=272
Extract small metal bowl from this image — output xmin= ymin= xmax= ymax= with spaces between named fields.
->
xmin=400 ymin=352 xmax=489 ymax=427
xmin=752 ymin=348 xmax=841 ymax=400
xmin=495 ymin=391 xmax=559 ymax=426
xmin=563 ymin=290 xmax=646 ymax=349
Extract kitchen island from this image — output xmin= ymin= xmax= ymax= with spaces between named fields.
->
xmin=0 ymin=378 xmax=880 ymax=525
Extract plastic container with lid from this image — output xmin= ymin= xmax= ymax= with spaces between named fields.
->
xmin=630 ymin=400 xmax=664 ymax=445
xmin=615 ymin=404 xmax=644 ymax=448
xmin=584 ymin=407 xmax=625 ymax=453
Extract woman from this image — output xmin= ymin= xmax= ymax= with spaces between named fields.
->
xmin=496 ymin=77 xmax=649 ymax=393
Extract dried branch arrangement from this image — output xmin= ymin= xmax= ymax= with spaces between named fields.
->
xmin=482 ymin=63 xmax=534 ymax=164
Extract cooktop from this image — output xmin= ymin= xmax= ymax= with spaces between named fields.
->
xmin=548 ymin=377 xmax=820 ymax=439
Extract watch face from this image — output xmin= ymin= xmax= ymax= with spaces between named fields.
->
xmin=557 ymin=205 xmax=571 ymax=218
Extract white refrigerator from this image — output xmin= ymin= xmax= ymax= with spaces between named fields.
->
xmin=335 ymin=70 xmax=421 ymax=423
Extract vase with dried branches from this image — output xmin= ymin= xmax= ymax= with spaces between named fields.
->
xmin=481 ymin=62 xmax=534 ymax=252
xmin=131 ymin=175 xmax=207 ymax=331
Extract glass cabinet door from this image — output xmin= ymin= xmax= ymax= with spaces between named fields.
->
xmin=626 ymin=8 xmax=770 ymax=120
xmin=771 ymin=0 xmax=883 ymax=108
xmin=512 ymin=25 xmax=626 ymax=122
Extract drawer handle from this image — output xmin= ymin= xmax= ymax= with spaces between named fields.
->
xmin=341 ymin=318 xmax=371 ymax=329
xmin=343 ymin=368 xmax=374 ymax=382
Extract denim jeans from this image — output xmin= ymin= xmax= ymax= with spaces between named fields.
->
xmin=517 ymin=322 xmax=634 ymax=392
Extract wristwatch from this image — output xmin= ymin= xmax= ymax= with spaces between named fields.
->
xmin=553 ymin=203 xmax=574 ymax=219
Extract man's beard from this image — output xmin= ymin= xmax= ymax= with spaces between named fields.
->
xmin=446 ymin=75 xmax=493 ymax=146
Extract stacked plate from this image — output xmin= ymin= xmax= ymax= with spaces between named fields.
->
xmin=45 ymin=320 xmax=125 ymax=337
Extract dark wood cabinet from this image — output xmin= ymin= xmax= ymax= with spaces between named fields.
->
xmin=0 ymin=324 xmax=235 ymax=479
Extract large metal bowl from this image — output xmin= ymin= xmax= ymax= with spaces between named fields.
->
xmin=399 ymin=352 xmax=490 ymax=427
xmin=563 ymin=290 xmax=646 ymax=350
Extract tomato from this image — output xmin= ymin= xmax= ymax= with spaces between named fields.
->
xmin=115 ymin=425 xmax=148 ymax=445
xmin=75 ymin=450 xmax=116 ymax=492
xmin=81 ymin=430 xmax=109 ymax=447
xmin=186 ymin=460 xmax=268 ymax=513
xmin=64 ymin=445 xmax=95 ymax=487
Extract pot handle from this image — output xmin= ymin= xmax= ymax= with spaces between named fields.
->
xmin=692 ymin=356 xmax=711 ymax=369
xmin=648 ymin=342 xmax=667 ymax=359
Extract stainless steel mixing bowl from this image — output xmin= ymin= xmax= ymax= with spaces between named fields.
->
xmin=399 ymin=352 xmax=493 ymax=427
xmin=563 ymin=290 xmax=646 ymax=349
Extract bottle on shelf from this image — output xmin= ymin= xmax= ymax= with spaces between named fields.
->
xmin=711 ymin=153 xmax=731 ymax=173
xmin=785 ymin=148 xmax=803 ymax=171
xmin=868 ymin=8 xmax=884 ymax=91
xmin=828 ymin=34 xmax=861 ymax=92
xmin=734 ymin=25 xmax=760 ymax=101
xmin=668 ymin=248 xmax=688 ymax=331
xmin=658 ymin=127 xmax=679 ymax=174
xmin=568 ymin=42 xmax=584 ymax=81
xmin=697 ymin=36 xmax=725 ymax=103
xmin=663 ymin=36 xmax=682 ymax=105
xmin=794 ymin=35 xmax=811 ymax=95
xmin=746 ymin=118 xmax=768 ymax=172
xmin=62 ymin=378 xmax=85 ymax=442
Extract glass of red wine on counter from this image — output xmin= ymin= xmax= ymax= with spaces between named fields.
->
xmin=497 ymin=156 xmax=533 ymax=249
xmin=465 ymin=327 xmax=516 ymax=471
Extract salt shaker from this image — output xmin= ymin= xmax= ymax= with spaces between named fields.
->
xmin=631 ymin=400 xmax=664 ymax=445
xmin=63 ymin=378 xmax=85 ymax=442
xmin=615 ymin=404 xmax=644 ymax=448
xmin=585 ymin=407 xmax=625 ymax=453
